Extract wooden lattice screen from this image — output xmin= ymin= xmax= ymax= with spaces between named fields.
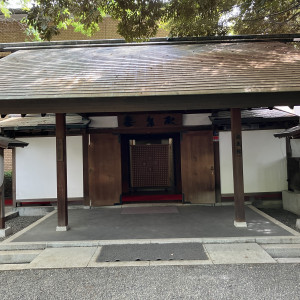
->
xmin=130 ymin=145 xmax=170 ymax=187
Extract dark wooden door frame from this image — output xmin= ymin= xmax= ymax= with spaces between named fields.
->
xmin=120 ymin=132 xmax=182 ymax=195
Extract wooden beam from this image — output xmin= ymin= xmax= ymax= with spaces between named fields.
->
xmin=82 ymin=131 xmax=89 ymax=206
xmin=0 ymin=91 xmax=300 ymax=114
xmin=0 ymin=148 xmax=4 ymax=229
xmin=56 ymin=113 xmax=69 ymax=230
xmin=231 ymin=108 xmax=246 ymax=225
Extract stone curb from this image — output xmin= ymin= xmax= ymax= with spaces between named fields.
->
xmin=1 ymin=236 xmax=300 ymax=251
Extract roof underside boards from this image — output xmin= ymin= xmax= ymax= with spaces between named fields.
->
xmin=0 ymin=41 xmax=300 ymax=113
xmin=211 ymin=108 xmax=299 ymax=124
xmin=0 ymin=114 xmax=89 ymax=130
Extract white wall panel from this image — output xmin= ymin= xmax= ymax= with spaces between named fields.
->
xmin=16 ymin=136 xmax=83 ymax=200
xmin=219 ymin=130 xmax=287 ymax=194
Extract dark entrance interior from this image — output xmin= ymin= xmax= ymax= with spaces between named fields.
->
xmin=121 ymin=133 xmax=182 ymax=203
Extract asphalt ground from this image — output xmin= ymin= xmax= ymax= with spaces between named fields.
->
xmin=260 ymin=208 xmax=300 ymax=233
xmin=0 ymin=264 xmax=299 ymax=300
xmin=9 ymin=206 xmax=292 ymax=242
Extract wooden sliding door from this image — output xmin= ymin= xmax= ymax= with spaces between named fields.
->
xmin=89 ymin=133 xmax=121 ymax=206
xmin=181 ymin=131 xmax=215 ymax=204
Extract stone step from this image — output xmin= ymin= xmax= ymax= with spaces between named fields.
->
xmin=262 ymin=244 xmax=300 ymax=258
xmin=0 ymin=250 xmax=42 ymax=264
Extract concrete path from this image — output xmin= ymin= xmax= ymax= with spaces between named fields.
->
xmin=1 ymin=241 xmax=300 ymax=270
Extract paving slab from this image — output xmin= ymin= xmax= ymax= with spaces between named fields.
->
xmin=275 ymin=258 xmax=300 ymax=263
xmin=262 ymin=244 xmax=300 ymax=258
xmin=29 ymin=247 xmax=97 ymax=269
xmin=0 ymin=250 xmax=42 ymax=264
xmin=204 ymin=243 xmax=276 ymax=264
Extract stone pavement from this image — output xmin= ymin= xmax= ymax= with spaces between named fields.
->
xmin=0 ymin=204 xmax=299 ymax=270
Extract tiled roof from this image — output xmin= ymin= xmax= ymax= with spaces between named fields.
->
xmin=0 ymin=136 xmax=28 ymax=148
xmin=0 ymin=41 xmax=300 ymax=101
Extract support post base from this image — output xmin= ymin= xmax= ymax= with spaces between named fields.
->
xmin=0 ymin=227 xmax=12 ymax=237
xmin=234 ymin=221 xmax=247 ymax=228
xmin=56 ymin=225 xmax=70 ymax=232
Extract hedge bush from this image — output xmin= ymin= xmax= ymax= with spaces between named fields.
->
xmin=4 ymin=170 xmax=12 ymax=198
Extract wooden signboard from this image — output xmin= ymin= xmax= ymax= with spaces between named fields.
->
xmin=118 ymin=113 xmax=182 ymax=129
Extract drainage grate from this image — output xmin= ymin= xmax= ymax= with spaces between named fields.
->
xmin=97 ymin=243 xmax=208 ymax=262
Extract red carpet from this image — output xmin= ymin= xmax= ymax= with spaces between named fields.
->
xmin=122 ymin=194 xmax=182 ymax=203
xmin=5 ymin=199 xmax=12 ymax=206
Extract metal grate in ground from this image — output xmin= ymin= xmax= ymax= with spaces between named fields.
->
xmin=97 ymin=243 xmax=208 ymax=262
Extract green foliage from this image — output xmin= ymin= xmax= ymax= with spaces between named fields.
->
xmin=107 ymin=0 xmax=164 ymax=42
xmin=1 ymin=0 xmax=300 ymax=41
xmin=0 ymin=0 xmax=11 ymax=18
xmin=26 ymin=0 xmax=106 ymax=41
xmin=164 ymin=0 xmax=236 ymax=37
xmin=231 ymin=0 xmax=300 ymax=34
xmin=4 ymin=170 xmax=12 ymax=199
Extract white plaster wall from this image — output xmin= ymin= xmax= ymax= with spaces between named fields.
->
xmin=16 ymin=136 xmax=83 ymax=199
xmin=219 ymin=130 xmax=287 ymax=194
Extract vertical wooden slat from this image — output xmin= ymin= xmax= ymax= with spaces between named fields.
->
xmin=121 ymin=135 xmax=130 ymax=194
xmin=173 ymin=134 xmax=182 ymax=194
xmin=213 ymin=133 xmax=221 ymax=203
xmin=0 ymin=148 xmax=4 ymax=229
xmin=12 ymin=148 xmax=16 ymax=208
xmin=82 ymin=131 xmax=89 ymax=206
xmin=56 ymin=113 xmax=68 ymax=229
xmin=231 ymin=108 xmax=246 ymax=223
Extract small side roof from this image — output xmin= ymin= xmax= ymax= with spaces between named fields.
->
xmin=0 ymin=136 xmax=28 ymax=148
xmin=0 ymin=114 xmax=90 ymax=130
xmin=274 ymin=125 xmax=300 ymax=138
xmin=210 ymin=108 xmax=299 ymax=125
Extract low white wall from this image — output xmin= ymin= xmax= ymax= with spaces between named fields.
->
xmin=16 ymin=136 xmax=83 ymax=200
xmin=219 ymin=130 xmax=287 ymax=194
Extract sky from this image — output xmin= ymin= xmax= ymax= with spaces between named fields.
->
xmin=6 ymin=0 xmax=32 ymax=8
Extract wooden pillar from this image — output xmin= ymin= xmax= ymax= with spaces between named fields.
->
xmin=0 ymin=148 xmax=5 ymax=229
xmin=82 ymin=131 xmax=89 ymax=206
xmin=56 ymin=113 xmax=69 ymax=231
xmin=231 ymin=108 xmax=246 ymax=226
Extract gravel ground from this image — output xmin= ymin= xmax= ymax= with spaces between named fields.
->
xmin=0 ymin=264 xmax=299 ymax=300
xmin=0 ymin=216 xmax=42 ymax=242
xmin=259 ymin=208 xmax=300 ymax=233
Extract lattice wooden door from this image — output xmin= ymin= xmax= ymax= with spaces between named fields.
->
xmin=130 ymin=145 xmax=170 ymax=187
